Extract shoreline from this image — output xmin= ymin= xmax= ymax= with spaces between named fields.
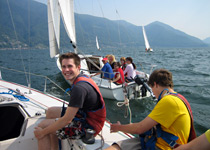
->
xmin=0 ymin=47 xmax=48 ymax=50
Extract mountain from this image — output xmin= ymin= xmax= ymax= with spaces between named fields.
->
xmin=0 ymin=0 xmax=208 ymax=49
xmin=0 ymin=0 xmax=48 ymax=49
xmin=145 ymin=21 xmax=207 ymax=47
xmin=203 ymin=37 xmax=210 ymax=45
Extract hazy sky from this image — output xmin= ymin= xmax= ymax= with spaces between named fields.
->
xmin=37 ymin=0 xmax=210 ymax=40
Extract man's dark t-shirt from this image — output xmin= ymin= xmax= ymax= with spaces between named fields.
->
xmin=68 ymin=81 xmax=101 ymax=111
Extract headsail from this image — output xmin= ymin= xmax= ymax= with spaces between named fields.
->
xmin=48 ymin=0 xmax=77 ymax=58
xmin=142 ymin=26 xmax=150 ymax=50
xmin=59 ymin=0 xmax=77 ymax=52
xmin=96 ymin=36 xmax=101 ymax=50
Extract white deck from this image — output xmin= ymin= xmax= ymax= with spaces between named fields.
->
xmin=0 ymin=79 xmax=133 ymax=150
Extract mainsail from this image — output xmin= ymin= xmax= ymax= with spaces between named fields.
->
xmin=142 ymin=26 xmax=150 ymax=50
xmin=48 ymin=0 xmax=77 ymax=58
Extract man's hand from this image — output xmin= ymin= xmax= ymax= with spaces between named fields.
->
xmin=110 ymin=121 xmax=121 ymax=133
xmin=34 ymin=126 xmax=45 ymax=140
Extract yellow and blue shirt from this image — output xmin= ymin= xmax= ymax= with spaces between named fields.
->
xmin=148 ymin=94 xmax=191 ymax=149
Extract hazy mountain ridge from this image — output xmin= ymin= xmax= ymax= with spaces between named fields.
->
xmin=0 ymin=0 xmax=209 ymax=49
xmin=203 ymin=37 xmax=210 ymax=45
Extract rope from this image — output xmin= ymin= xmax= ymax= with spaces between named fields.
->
xmin=6 ymin=0 xmax=30 ymax=87
xmin=117 ymin=97 xmax=132 ymax=124
xmin=0 ymin=89 xmax=29 ymax=102
xmin=27 ymin=0 xmax=32 ymax=93
xmin=95 ymin=133 xmax=105 ymax=150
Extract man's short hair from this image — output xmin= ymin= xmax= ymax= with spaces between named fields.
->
xmin=148 ymin=69 xmax=174 ymax=88
xmin=59 ymin=52 xmax=80 ymax=67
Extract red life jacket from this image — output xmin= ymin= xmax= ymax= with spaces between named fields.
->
xmin=169 ymin=93 xmax=196 ymax=142
xmin=73 ymin=75 xmax=106 ymax=136
xmin=114 ymin=68 xmax=125 ymax=84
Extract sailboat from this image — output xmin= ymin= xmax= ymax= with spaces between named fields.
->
xmin=142 ymin=26 xmax=153 ymax=52
xmin=48 ymin=0 xmax=152 ymax=101
xmin=0 ymin=0 xmax=133 ymax=149
xmin=96 ymin=36 xmax=101 ymax=50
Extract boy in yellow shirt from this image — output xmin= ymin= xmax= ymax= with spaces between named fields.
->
xmin=105 ymin=69 xmax=196 ymax=150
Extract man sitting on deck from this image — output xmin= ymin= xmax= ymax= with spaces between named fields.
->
xmin=34 ymin=52 xmax=106 ymax=150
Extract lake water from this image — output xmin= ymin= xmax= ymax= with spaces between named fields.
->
xmin=0 ymin=47 xmax=210 ymax=136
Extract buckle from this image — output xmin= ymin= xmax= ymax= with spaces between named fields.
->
xmin=169 ymin=141 xmax=179 ymax=148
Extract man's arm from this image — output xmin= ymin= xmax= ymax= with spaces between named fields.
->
xmin=110 ymin=73 xmax=120 ymax=83
xmin=174 ymin=131 xmax=210 ymax=150
xmin=110 ymin=116 xmax=158 ymax=135
xmin=34 ymin=107 xmax=79 ymax=139
xmin=90 ymin=72 xmax=101 ymax=77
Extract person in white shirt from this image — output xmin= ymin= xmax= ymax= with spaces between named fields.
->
xmin=123 ymin=57 xmax=136 ymax=82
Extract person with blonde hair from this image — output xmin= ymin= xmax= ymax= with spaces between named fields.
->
xmin=105 ymin=54 xmax=110 ymax=58
xmin=108 ymin=54 xmax=116 ymax=69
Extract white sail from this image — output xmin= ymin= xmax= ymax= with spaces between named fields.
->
xmin=48 ymin=0 xmax=77 ymax=57
xmin=48 ymin=0 xmax=61 ymax=58
xmin=58 ymin=0 xmax=77 ymax=53
xmin=96 ymin=36 xmax=101 ymax=50
xmin=142 ymin=26 xmax=150 ymax=50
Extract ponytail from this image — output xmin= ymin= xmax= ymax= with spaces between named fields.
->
xmin=132 ymin=63 xmax=136 ymax=69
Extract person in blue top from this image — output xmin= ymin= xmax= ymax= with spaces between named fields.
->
xmin=91 ymin=57 xmax=114 ymax=79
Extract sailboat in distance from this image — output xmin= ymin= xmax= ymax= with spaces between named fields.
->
xmin=142 ymin=26 xmax=153 ymax=52
xmin=96 ymin=36 xmax=101 ymax=50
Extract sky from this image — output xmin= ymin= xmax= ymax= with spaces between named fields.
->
xmin=37 ymin=0 xmax=210 ymax=40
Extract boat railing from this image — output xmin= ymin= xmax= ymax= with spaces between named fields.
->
xmin=0 ymin=66 xmax=70 ymax=97
xmin=80 ymin=68 xmax=138 ymax=90
xmin=80 ymin=68 xmax=127 ymax=88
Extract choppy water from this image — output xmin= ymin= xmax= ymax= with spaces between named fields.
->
xmin=0 ymin=47 xmax=210 ymax=136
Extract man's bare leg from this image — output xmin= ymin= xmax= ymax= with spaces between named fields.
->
xmin=37 ymin=107 xmax=62 ymax=150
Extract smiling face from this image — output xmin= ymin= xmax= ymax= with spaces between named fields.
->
xmin=61 ymin=58 xmax=80 ymax=84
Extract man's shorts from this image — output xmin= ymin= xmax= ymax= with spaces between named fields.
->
xmin=56 ymin=109 xmax=93 ymax=139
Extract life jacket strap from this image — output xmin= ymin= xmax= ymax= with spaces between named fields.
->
xmin=156 ymin=124 xmax=179 ymax=148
